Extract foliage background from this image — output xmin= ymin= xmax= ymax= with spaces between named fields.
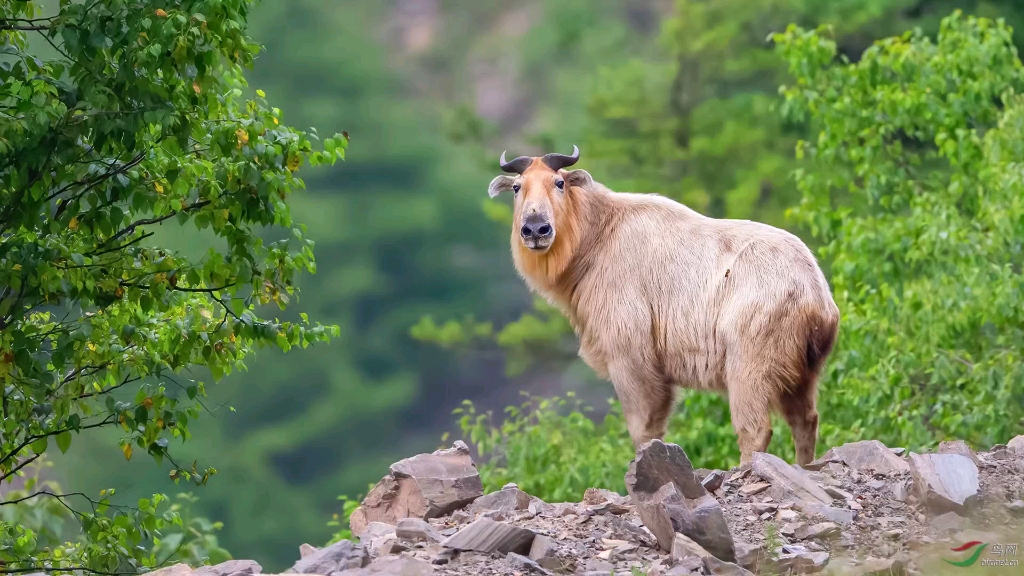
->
xmin=5 ymin=0 xmax=1024 ymax=572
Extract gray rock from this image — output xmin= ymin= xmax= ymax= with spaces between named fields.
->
xmin=333 ymin=556 xmax=435 ymax=576
xmin=145 ymin=565 xmax=193 ymax=576
xmin=938 ymin=440 xmax=981 ymax=465
xmin=795 ymin=522 xmax=840 ymax=541
xmin=857 ymin=556 xmax=909 ymax=576
xmin=528 ymin=534 xmax=556 ymax=560
xmin=1008 ymin=500 xmax=1024 ymax=516
xmin=929 ymin=511 xmax=964 ymax=533
xmin=468 ymin=485 xmax=532 ymax=514
xmin=774 ymin=549 xmax=830 ymax=574
xmin=738 ymin=483 xmax=770 ymax=496
xmin=702 ymin=470 xmax=726 ymax=493
xmin=625 ymin=441 xmax=735 ymax=562
xmin=396 ymin=518 xmax=444 ymax=543
xmin=1008 ymin=435 xmax=1024 ymax=455
xmin=891 ymin=479 xmax=909 ymax=502
xmin=908 ymin=452 xmax=979 ymax=514
xmin=349 ymin=442 xmax=483 ymax=535
xmin=824 ymin=486 xmax=853 ymax=501
xmin=703 ymin=556 xmax=754 ymax=576
xmin=750 ymin=452 xmax=832 ymax=505
xmin=194 ymin=560 xmax=261 ymax=576
xmin=733 ymin=541 xmax=764 ymax=572
xmin=794 ymin=502 xmax=856 ymax=525
xmin=666 ymin=556 xmax=704 ymax=575
xmin=440 ymin=517 xmax=535 ymax=555
xmin=299 ymin=544 xmax=319 ymax=559
xmin=287 ymin=539 xmax=369 ymax=573
xmin=506 ymin=552 xmax=552 ymax=575
xmin=375 ymin=539 xmax=408 ymax=556
xmin=584 ymin=559 xmax=615 ymax=573
xmin=820 ymin=440 xmax=910 ymax=475
xmin=671 ymin=532 xmax=712 ymax=564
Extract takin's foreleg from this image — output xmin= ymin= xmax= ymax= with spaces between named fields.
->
xmin=607 ymin=357 xmax=676 ymax=447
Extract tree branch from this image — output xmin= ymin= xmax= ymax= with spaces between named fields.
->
xmin=101 ymin=200 xmax=212 ymax=248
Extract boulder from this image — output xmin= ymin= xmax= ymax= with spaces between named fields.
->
xmin=396 ymin=518 xmax=444 ymax=543
xmin=795 ymin=522 xmax=840 ymax=541
xmin=506 ymin=552 xmax=551 ymax=575
xmin=468 ymin=484 xmax=531 ymax=514
xmin=908 ymin=453 xmax=979 ymax=515
xmin=733 ymin=541 xmax=765 ymax=573
xmin=334 ymin=555 xmax=435 ymax=576
xmin=286 ymin=539 xmax=368 ymax=573
xmin=146 ymin=565 xmax=193 ymax=576
xmin=1007 ymin=435 xmax=1024 ymax=454
xmin=440 ymin=517 xmax=535 ymax=555
xmin=750 ymin=452 xmax=832 ymax=505
xmin=819 ymin=440 xmax=910 ymax=475
xmin=528 ymin=534 xmax=556 ymax=561
xmin=193 ymin=560 xmax=261 ymax=576
xmin=349 ymin=441 xmax=483 ymax=535
xmin=625 ymin=440 xmax=735 ymax=562
xmin=701 ymin=470 xmax=726 ymax=493
xmin=938 ymin=440 xmax=981 ymax=466
xmin=298 ymin=544 xmax=318 ymax=559
xmin=703 ymin=556 xmax=755 ymax=576
xmin=772 ymin=545 xmax=829 ymax=574
xmin=671 ymin=532 xmax=712 ymax=564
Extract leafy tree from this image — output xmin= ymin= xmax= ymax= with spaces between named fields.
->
xmin=777 ymin=10 xmax=1024 ymax=450
xmin=1 ymin=0 xmax=344 ymax=572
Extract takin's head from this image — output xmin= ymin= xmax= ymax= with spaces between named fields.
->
xmin=487 ymin=145 xmax=593 ymax=254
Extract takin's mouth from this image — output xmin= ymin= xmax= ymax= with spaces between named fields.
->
xmin=522 ymin=238 xmax=553 ymax=252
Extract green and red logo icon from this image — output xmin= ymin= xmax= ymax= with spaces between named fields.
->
xmin=944 ymin=541 xmax=988 ymax=567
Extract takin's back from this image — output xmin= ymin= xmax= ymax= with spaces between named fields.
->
xmin=569 ymin=189 xmax=838 ymax=392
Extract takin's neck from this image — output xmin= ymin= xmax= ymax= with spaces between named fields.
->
xmin=510 ymin=187 xmax=611 ymax=310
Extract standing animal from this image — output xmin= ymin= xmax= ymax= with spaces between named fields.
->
xmin=487 ymin=145 xmax=840 ymax=465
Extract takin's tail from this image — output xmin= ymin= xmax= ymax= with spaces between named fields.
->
xmin=805 ymin=311 xmax=839 ymax=376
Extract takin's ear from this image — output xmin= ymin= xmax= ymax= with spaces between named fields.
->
xmin=562 ymin=169 xmax=593 ymax=190
xmin=488 ymin=175 xmax=516 ymax=198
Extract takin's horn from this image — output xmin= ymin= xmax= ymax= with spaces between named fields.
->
xmin=541 ymin=144 xmax=580 ymax=171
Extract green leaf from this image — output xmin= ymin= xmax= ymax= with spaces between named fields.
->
xmin=56 ymin=431 xmax=72 ymax=454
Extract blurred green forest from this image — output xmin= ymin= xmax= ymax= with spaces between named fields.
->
xmin=46 ymin=0 xmax=1024 ymax=570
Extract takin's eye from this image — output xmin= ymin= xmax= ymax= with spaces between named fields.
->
xmin=513 ymin=183 xmax=521 ymax=194
xmin=555 ymin=179 xmax=564 ymax=190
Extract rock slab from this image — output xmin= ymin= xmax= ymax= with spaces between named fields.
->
xmin=441 ymin=517 xmax=535 ymax=555
xmin=625 ymin=440 xmax=735 ymax=562
xmin=750 ymin=452 xmax=832 ymax=505
xmin=820 ymin=440 xmax=910 ymax=475
xmin=286 ymin=539 xmax=368 ymax=573
xmin=349 ymin=441 xmax=483 ymax=535
xmin=908 ymin=452 xmax=979 ymax=515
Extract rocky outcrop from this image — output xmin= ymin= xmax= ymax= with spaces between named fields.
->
xmin=171 ymin=434 xmax=1024 ymax=576
xmin=348 ymin=441 xmax=484 ymax=535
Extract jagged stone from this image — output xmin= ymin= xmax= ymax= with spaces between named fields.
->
xmin=929 ymin=511 xmax=964 ymax=533
xmin=824 ymin=486 xmax=853 ymax=501
xmin=528 ymin=534 xmax=556 ymax=560
xmin=938 ymin=440 xmax=981 ymax=465
xmin=821 ymin=440 xmax=910 ymax=475
xmin=703 ymin=556 xmax=755 ymax=576
xmin=146 ymin=565 xmax=193 ymax=576
xmin=468 ymin=485 xmax=531 ymax=514
xmin=286 ymin=539 xmax=368 ymax=573
xmin=349 ymin=441 xmax=483 ymax=535
xmin=194 ymin=560 xmax=261 ymax=576
xmin=625 ymin=440 xmax=735 ymax=562
xmin=908 ymin=452 xmax=979 ymax=515
xmin=738 ymin=483 xmax=770 ymax=496
xmin=795 ymin=522 xmax=840 ymax=541
xmin=334 ymin=555 xmax=435 ymax=576
xmin=857 ymin=556 xmax=909 ymax=576
xmin=733 ymin=541 xmax=764 ymax=572
xmin=375 ymin=538 xmax=408 ymax=555
xmin=666 ymin=556 xmax=704 ymax=575
xmin=506 ymin=552 xmax=551 ymax=575
xmin=1007 ymin=435 xmax=1024 ymax=455
xmin=299 ymin=544 xmax=318 ymax=559
xmin=440 ymin=517 xmax=535 ymax=555
xmin=794 ymin=502 xmax=856 ymax=525
xmin=701 ymin=470 xmax=725 ymax=493
xmin=750 ymin=452 xmax=832 ymax=505
xmin=773 ymin=545 xmax=830 ymax=574
xmin=671 ymin=532 xmax=712 ymax=564
xmin=396 ymin=518 xmax=444 ymax=543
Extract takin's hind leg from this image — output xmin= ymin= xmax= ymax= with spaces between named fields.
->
xmin=779 ymin=377 xmax=820 ymax=466
xmin=608 ymin=359 xmax=676 ymax=448
xmin=726 ymin=369 xmax=774 ymax=465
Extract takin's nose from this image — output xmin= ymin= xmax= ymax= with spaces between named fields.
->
xmin=520 ymin=215 xmax=553 ymax=240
